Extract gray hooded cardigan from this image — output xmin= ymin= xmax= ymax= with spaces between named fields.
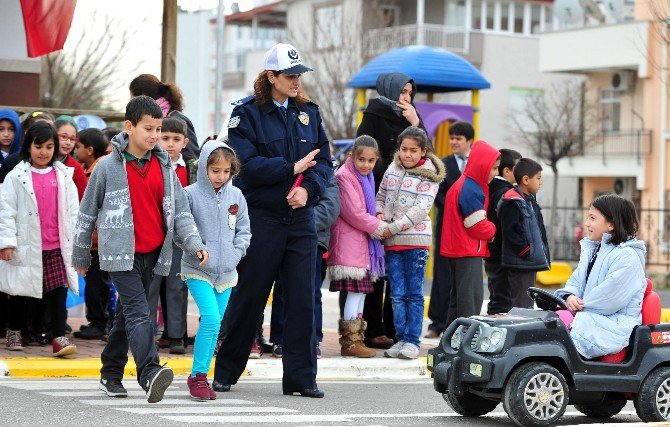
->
xmin=71 ymin=132 xmax=206 ymax=275
xmin=180 ymin=140 xmax=251 ymax=291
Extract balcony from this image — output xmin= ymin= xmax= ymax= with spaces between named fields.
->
xmin=539 ymin=21 xmax=649 ymax=77
xmin=363 ymin=24 xmax=470 ymax=59
xmin=583 ymin=129 xmax=652 ymax=164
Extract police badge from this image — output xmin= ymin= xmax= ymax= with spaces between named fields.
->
xmin=228 ymin=116 xmax=240 ymax=128
xmin=298 ymin=112 xmax=309 ymax=126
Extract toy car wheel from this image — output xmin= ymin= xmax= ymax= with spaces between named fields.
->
xmin=575 ymin=400 xmax=626 ymax=419
xmin=443 ymin=391 xmax=499 ymax=417
xmin=503 ymin=362 xmax=568 ymax=426
xmin=635 ymin=367 xmax=670 ymax=422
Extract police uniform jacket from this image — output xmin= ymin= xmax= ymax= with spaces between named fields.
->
xmin=226 ymin=96 xmax=331 ymax=222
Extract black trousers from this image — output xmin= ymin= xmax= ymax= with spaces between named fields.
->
xmin=101 ymin=251 xmax=162 ymax=388
xmin=8 ymin=288 xmax=67 ymax=338
xmin=445 ymin=257 xmax=484 ymax=326
xmin=427 ymin=231 xmax=451 ymax=333
xmin=214 ymin=213 xmax=318 ymax=392
xmin=360 ymin=276 xmax=395 ymax=339
xmin=84 ymin=251 xmax=111 ymax=329
xmin=486 ymin=261 xmax=537 ymax=313
xmin=157 ymin=245 xmax=188 ymax=340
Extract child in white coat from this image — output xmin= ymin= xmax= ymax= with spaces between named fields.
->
xmin=0 ymin=122 xmax=79 ymax=356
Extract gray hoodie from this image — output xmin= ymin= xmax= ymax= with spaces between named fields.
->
xmin=71 ymin=132 xmax=206 ymax=275
xmin=180 ymin=140 xmax=251 ymax=291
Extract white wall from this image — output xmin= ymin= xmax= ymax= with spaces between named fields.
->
xmin=177 ymin=9 xmax=216 ymax=144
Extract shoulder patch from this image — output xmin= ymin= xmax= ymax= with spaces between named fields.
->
xmin=228 ymin=116 xmax=241 ymax=128
xmin=231 ymin=95 xmax=254 ymax=106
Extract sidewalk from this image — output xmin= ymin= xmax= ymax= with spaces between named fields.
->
xmin=0 ymin=292 xmax=435 ymax=379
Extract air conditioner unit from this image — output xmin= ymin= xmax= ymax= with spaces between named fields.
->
xmin=611 ymin=71 xmax=634 ymax=92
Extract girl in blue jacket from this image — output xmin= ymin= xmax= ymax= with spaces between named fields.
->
xmin=555 ymin=194 xmax=646 ymax=359
xmin=181 ymin=140 xmax=251 ymax=400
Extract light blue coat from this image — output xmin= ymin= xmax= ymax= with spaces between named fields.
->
xmin=555 ymin=234 xmax=646 ymax=359
xmin=180 ymin=141 xmax=251 ymax=291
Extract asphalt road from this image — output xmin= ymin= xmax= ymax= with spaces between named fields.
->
xmin=0 ymin=377 xmax=646 ymax=426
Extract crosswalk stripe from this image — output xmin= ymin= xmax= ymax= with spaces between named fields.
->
xmin=162 ymin=410 xmax=640 ymax=423
xmin=0 ymin=382 xmax=152 ymax=390
xmin=163 ymin=414 xmax=353 ymax=423
xmin=116 ymin=406 xmax=298 ymax=414
xmin=80 ymin=398 xmax=253 ymax=406
xmin=40 ymin=390 xmax=184 ymax=397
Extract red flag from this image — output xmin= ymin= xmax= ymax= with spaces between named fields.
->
xmin=20 ymin=0 xmax=77 ymax=58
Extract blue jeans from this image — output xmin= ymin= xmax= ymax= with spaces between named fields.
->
xmin=186 ymin=279 xmax=232 ymax=376
xmin=386 ymin=249 xmax=428 ymax=347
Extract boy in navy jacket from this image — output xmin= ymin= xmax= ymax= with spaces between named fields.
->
xmin=497 ymin=158 xmax=550 ymax=310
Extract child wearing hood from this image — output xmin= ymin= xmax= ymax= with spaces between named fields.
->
xmin=441 ymin=140 xmax=501 ymax=326
xmin=375 ymin=127 xmax=445 ymax=359
xmin=554 ymin=194 xmax=646 ymax=360
xmin=0 ymin=109 xmax=22 ymax=167
xmin=180 ymin=139 xmax=251 ymax=401
xmin=356 ymin=72 xmax=427 ymax=349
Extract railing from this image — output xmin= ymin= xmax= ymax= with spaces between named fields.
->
xmin=363 ymin=24 xmax=469 ymax=58
xmin=584 ymin=129 xmax=652 ymax=164
xmin=545 ymin=204 xmax=670 ymax=267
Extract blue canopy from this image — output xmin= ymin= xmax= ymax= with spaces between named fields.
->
xmin=348 ymin=45 xmax=490 ymax=93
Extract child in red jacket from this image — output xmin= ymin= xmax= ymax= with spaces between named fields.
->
xmin=440 ymin=140 xmax=500 ymax=326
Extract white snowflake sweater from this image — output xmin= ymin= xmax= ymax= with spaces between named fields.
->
xmin=375 ymin=152 xmax=445 ymax=248
xmin=71 ymin=133 xmax=206 ymax=275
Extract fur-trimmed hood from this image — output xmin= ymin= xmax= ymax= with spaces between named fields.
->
xmin=392 ymin=151 xmax=446 ymax=183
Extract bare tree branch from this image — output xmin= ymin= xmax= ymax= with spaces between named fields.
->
xmin=40 ymin=11 xmax=145 ymax=110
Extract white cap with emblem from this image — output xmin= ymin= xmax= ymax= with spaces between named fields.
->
xmin=263 ymin=43 xmax=313 ymax=75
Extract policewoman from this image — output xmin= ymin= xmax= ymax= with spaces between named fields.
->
xmin=213 ymin=43 xmax=330 ymax=398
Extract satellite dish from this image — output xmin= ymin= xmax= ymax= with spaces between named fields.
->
xmin=553 ymin=0 xmax=584 ymax=25
xmin=603 ymin=0 xmax=624 ymax=21
xmin=579 ymin=0 xmax=606 ymax=22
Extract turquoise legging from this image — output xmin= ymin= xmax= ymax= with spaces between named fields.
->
xmin=186 ymin=278 xmax=232 ymax=376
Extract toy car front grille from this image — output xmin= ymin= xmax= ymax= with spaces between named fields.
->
xmin=461 ymin=325 xmax=480 ymax=350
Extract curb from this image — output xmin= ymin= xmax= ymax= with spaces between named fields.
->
xmin=0 ymin=356 xmax=428 ymax=379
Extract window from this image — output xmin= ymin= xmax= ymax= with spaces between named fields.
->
xmin=445 ymin=0 xmax=466 ymax=27
xmin=509 ymin=87 xmax=544 ymax=132
xmin=513 ymin=3 xmax=524 ymax=33
xmin=530 ymin=4 xmax=542 ymax=34
xmin=472 ymin=1 xmax=482 ymax=29
xmin=314 ymin=3 xmax=343 ymax=49
xmin=380 ymin=4 xmax=399 ymax=27
xmin=600 ymin=89 xmax=621 ymax=133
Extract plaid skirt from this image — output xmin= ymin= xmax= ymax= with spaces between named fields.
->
xmin=43 ymin=248 xmax=68 ymax=294
xmin=329 ymin=276 xmax=374 ymax=294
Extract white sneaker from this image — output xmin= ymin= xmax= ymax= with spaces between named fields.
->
xmin=398 ymin=342 xmax=420 ymax=359
xmin=384 ymin=341 xmax=404 ymax=358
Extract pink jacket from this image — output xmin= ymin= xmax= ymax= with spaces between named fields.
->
xmin=328 ymin=159 xmax=383 ymax=281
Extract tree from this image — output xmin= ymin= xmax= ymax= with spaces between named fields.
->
xmin=40 ymin=12 xmax=143 ymax=110
xmin=288 ymin=1 xmax=388 ymax=139
xmin=509 ymin=80 xmax=596 ymax=250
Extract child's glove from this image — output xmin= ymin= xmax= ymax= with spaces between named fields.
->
xmin=371 ymin=222 xmax=389 ymax=240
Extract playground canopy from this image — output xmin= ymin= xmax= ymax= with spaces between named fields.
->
xmin=347 ymin=45 xmax=490 ymax=93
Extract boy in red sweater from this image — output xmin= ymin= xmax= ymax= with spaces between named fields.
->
xmin=440 ymin=140 xmax=500 ymax=326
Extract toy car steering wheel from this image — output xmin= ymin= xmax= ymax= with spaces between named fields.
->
xmin=527 ymin=287 xmax=568 ymax=311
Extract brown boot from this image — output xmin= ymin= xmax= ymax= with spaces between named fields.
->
xmin=339 ymin=318 xmax=376 ymax=358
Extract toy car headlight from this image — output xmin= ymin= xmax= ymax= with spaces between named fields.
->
xmin=450 ymin=325 xmax=463 ymax=349
xmin=475 ymin=327 xmax=507 ymax=353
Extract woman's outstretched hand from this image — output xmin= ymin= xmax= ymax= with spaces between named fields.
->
xmin=294 ymin=149 xmax=320 ymax=175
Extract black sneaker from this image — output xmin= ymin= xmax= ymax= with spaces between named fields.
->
xmin=272 ymin=344 xmax=282 ymax=358
xmin=146 ymin=367 xmax=174 ymax=403
xmin=169 ymin=339 xmax=185 ymax=355
xmin=99 ymin=378 xmax=128 ymax=398
xmin=73 ymin=326 xmax=106 ymax=340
